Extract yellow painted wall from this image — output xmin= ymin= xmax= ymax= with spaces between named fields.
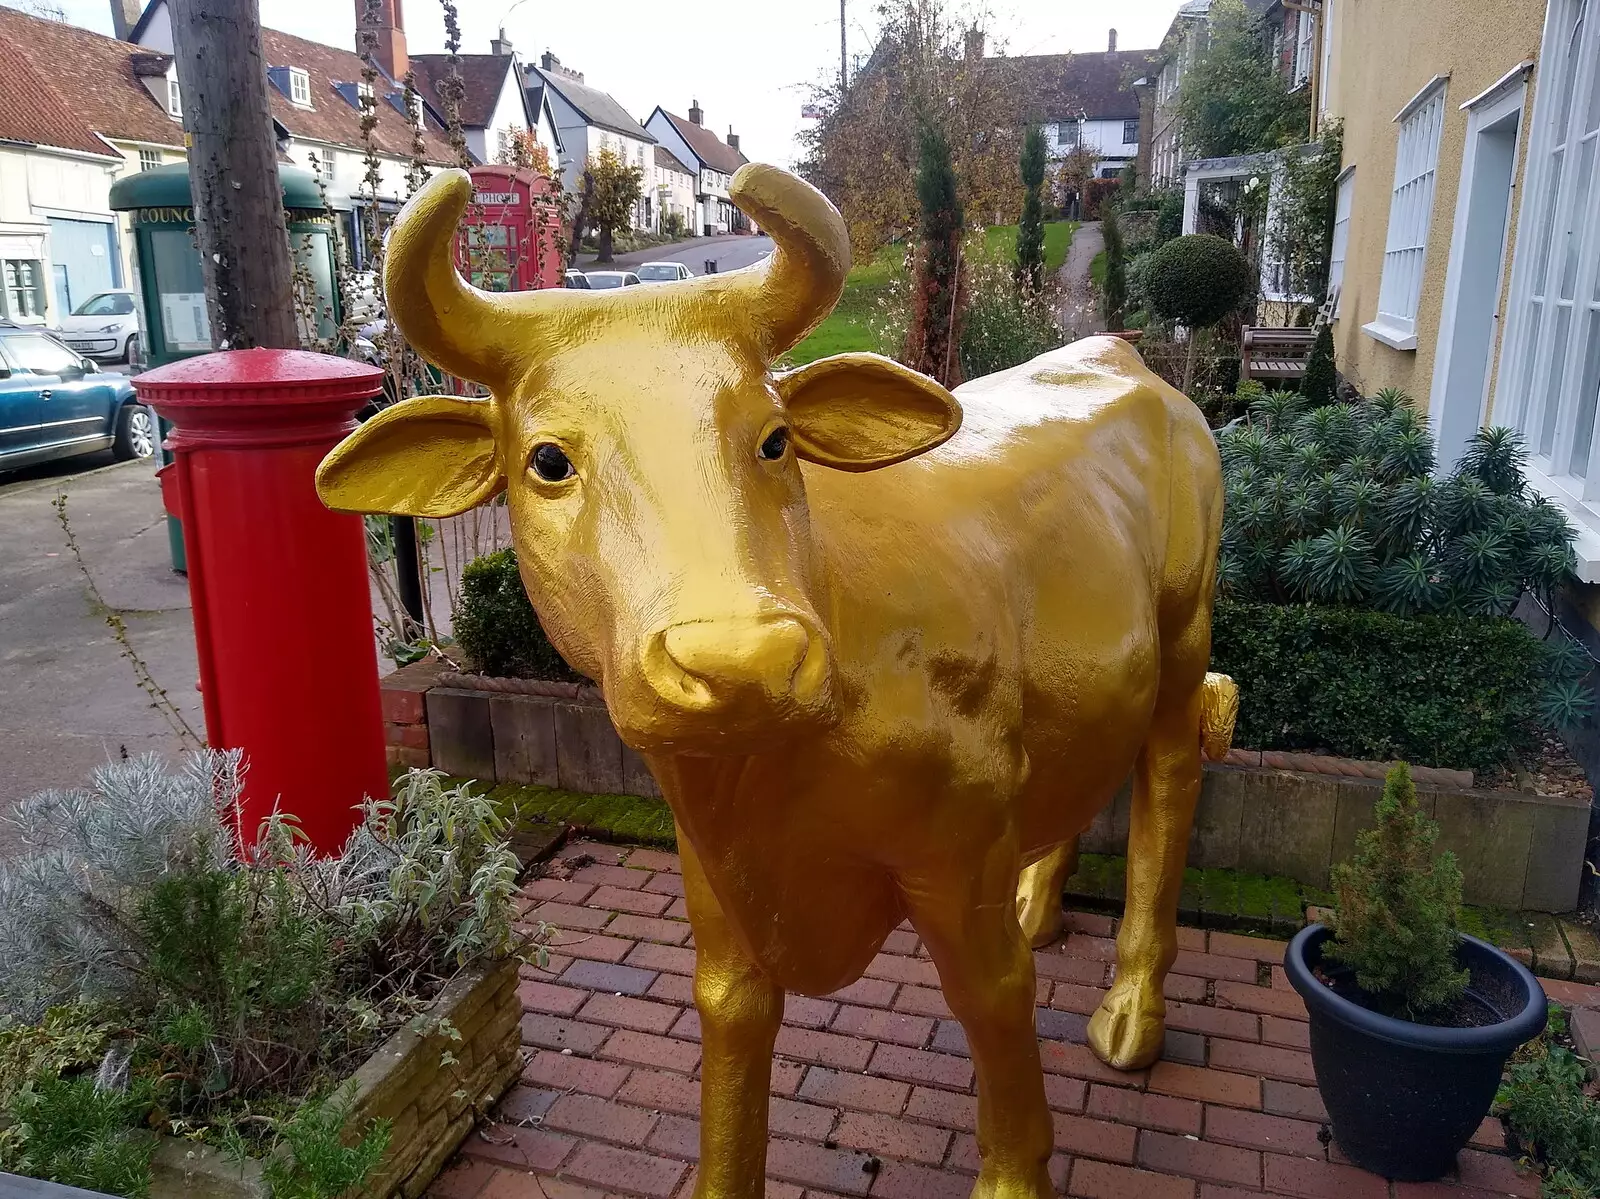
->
xmin=1325 ymin=0 xmax=1548 ymax=405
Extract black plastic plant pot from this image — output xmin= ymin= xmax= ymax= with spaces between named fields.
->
xmin=1284 ymin=924 xmax=1546 ymax=1181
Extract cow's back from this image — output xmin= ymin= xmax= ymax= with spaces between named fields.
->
xmin=802 ymin=336 xmax=1223 ymax=848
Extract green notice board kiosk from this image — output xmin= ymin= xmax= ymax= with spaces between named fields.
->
xmin=109 ymin=163 xmax=350 ymax=571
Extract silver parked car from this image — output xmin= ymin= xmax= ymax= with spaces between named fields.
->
xmin=584 ymin=271 xmax=642 ymax=289
xmin=635 ymin=261 xmax=694 ymax=283
xmin=56 ymin=288 xmax=142 ymax=363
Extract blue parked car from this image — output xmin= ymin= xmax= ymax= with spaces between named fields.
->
xmin=0 ymin=323 xmax=154 ymax=472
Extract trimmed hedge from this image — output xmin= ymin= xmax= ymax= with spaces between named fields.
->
xmin=1210 ymin=599 xmax=1548 ymax=771
xmin=452 ymin=549 xmax=587 ymax=683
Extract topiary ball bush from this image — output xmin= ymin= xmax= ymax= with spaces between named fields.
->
xmin=452 ymin=549 xmax=588 ymax=683
xmin=1143 ymin=233 xmax=1256 ymax=329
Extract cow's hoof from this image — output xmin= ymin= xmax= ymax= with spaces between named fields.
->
xmin=969 ymin=1165 xmax=1055 ymax=1199
xmin=1016 ymin=884 xmax=1064 ymax=949
xmin=1087 ymin=979 xmax=1165 ymax=1070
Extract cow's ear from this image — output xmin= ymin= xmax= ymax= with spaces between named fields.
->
xmin=774 ymin=353 xmax=962 ymax=472
xmin=317 ymin=395 xmax=503 ymax=516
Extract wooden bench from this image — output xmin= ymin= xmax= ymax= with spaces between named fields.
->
xmin=1240 ymin=326 xmax=1318 ymax=384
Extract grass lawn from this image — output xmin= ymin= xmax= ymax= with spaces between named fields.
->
xmin=788 ymin=221 xmax=1076 ymax=365
xmin=1091 ymin=249 xmax=1107 ymax=290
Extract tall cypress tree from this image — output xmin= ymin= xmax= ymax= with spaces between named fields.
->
xmin=904 ymin=123 xmax=967 ymax=388
xmin=1015 ymin=124 xmax=1047 ymax=293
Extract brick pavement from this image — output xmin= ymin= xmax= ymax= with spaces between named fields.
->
xmin=429 ymin=840 xmax=1570 ymax=1199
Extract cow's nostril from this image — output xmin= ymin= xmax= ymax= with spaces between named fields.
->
xmin=659 ymin=617 xmax=812 ymax=698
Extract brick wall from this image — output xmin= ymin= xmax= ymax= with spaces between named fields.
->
xmin=382 ymin=658 xmax=447 ymax=771
xmin=344 ymin=959 xmax=523 ymax=1198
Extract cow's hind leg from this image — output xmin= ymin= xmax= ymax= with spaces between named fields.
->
xmin=906 ymin=846 xmax=1054 ymax=1199
xmin=1016 ymin=839 xmax=1078 ymax=948
xmin=1087 ymin=642 xmax=1211 ymax=1071
xmin=680 ymin=828 xmax=784 ymax=1199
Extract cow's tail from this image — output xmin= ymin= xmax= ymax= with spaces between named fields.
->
xmin=1199 ymin=672 xmax=1240 ymax=762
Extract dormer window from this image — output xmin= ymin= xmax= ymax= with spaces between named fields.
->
xmin=166 ymin=78 xmax=181 ymax=119
xmin=289 ymin=68 xmax=311 ymax=107
xmin=358 ymin=80 xmax=374 ymax=102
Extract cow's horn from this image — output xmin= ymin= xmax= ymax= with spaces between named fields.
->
xmin=383 ymin=168 xmax=514 ymax=390
xmin=729 ymin=164 xmax=851 ymax=357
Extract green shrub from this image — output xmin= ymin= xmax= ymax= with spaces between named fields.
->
xmin=1302 ymin=323 xmax=1337 ymax=405
xmin=1144 ymin=233 xmax=1256 ymax=330
xmin=6 ymin=1073 xmax=158 ymax=1197
xmin=452 ymin=549 xmax=586 ymax=681
xmin=959 ymin=260 xmax=1067 ymax=380
xmin=262 ymin=1083 xmax=392 ymax=1199
xmin=1101 ymin=206 xmax=1128 ymax=332
xmin=1325 ymin=763 xmax=1466 ymax=1019
xmin=1497 ymin=1008 xmax=1600 ymax=1196
xmin=1145 ymin=233 xmax=1256 ymax=393
xmin=0 ymin=754 xmax=529 ymax=1183
xmin=1210 ymin=598 xmax=1560 ymax=769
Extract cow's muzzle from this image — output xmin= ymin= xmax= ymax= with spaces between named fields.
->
xmin=624 ymin=611 xmax=834 ymax=751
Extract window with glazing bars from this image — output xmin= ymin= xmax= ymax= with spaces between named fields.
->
xmin=1373 ymin=79 xmax=1448 ymax=339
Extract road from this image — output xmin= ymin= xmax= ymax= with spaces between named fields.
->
xmin=577 ymin=235 xmax=774 ymax=276
xmin=0 ymin=452 xmax=201 ymax=854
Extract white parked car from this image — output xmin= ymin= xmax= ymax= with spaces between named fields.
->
xmin=635 ymin=261 xmax=694 ymax=283
xmin=585 ymin=271 xmax=642 ymax=289
xmin=57 ymin=289 xmax=141 ymax=364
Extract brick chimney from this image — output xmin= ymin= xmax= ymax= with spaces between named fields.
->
xmin=110 ymin=0 xmax=142 ymax=40
xmin=356 ymin=0 xmax=407 ymax=81
xmin=964 ymin=29 xmax=984 ymax=60
xmin=540 ymin=51 xmax=583 ymax=83
xmin=688 ymin=99 xmax=703 ymax=125
xmin=1108 ymin=27 xmax=1118 ymax=52
xmin=491 ymin=26 xmax=512 ymax=56
xmin=726 ymin=127 xmax=739 ymax=151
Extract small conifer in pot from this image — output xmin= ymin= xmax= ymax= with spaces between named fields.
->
xmin=1324 ymin=762 xmax=1468 ymax=1020
xmin=1285 ymin=761 xmax=1547 ymax=1180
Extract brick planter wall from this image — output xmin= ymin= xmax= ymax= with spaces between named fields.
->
xmin=390 ymin=664 xmax=1588 ymax=912
xmin=343 ymin=959 xmax=523 ymax=1198
xmin=140 ymin=959 xmax=522 ymax=1199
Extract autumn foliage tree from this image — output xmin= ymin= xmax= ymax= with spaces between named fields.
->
xmin=587 ymin=146 xmax=644 ymax=263
xmin=798 ymin=0 xmax=1033 ymax=260
xmin=903 ymin=124 xmax=967 ymax=389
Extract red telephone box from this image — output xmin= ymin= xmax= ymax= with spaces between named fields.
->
xmin=458 ymin=165 xmax=563 ymax=292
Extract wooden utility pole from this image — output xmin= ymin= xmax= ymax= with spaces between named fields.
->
xmin=168 ymin=0 xmax=299 ymax=350
xmin=840 ymin=0 xmax=847 ymax=92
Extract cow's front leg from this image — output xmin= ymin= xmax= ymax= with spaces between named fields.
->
xmin=680 ymin=831 xmax=784 ymax=1199
xmin=905 ymin=851 xmax=1053 ymax=1199
xmin=1088 ymin=683 xmax=1206 ymax=1070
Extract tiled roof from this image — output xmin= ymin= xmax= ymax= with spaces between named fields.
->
xmin=654 ymin=145 xmax=692 ymax=174
xmin=0 ymin=28 xmax=109 ymax=155
xmin=409 ymin=53 xmax=516 ymax=130
xmin=654 ymin=110 xmax=746 ymax=175
xmin=260 ymin=26 xmax=457 ymax=164
xmin=533 ymin=67 xmax=653 ymax=142
xmin=1004 ymin=49 xmax=1161 ymax=122
xmin=0 ymin=5 xmax=181 ymax=149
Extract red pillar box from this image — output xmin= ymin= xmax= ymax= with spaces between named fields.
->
xmin=135 ymin=349 xmax=388 ymax=854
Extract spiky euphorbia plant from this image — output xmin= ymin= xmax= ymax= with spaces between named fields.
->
xmin=1218 ymin=390 xmax=1575 ymax=616
xmin=1216 ymin=389 xmax=1592 ymax=725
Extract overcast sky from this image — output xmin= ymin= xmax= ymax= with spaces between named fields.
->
xmin=17 ymin=0 xmax=1182 ymax=167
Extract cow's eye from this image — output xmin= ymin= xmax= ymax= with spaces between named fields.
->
xmin=531 ymin=443 xmax=574 ymax=482
xmin=759 ymin=427 xmax=790 ymax=461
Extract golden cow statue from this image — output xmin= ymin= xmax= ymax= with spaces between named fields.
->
xmin=318 ymin=164 xmax=1236 ymax=1199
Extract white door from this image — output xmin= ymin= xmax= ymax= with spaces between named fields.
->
xmin=1429 ymin=74 xmax=1527 ymax=469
